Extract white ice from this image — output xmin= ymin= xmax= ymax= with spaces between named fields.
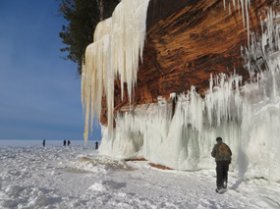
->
xmin=0 ymin=141 xmax=280 ymax=209
xmin=81 ymin=0 xmax=150 ymax=142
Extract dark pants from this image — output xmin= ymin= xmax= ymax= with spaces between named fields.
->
xmin=216 ymin=161 xmax=230 ymax=189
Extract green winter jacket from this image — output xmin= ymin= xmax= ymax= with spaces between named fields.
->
xmin=211 ymin=142 xmax=232 ymax=162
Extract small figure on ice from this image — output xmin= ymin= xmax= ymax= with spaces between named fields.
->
xmin=211 ymin=137 xmax=232 ymax=193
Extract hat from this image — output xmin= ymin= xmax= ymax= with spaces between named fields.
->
xmin=216 ymin=137 xmax=223 ymax=142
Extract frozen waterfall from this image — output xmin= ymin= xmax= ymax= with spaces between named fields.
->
xmin=81 ymin=0 xmax=150 ymax=142
xmin=98 ymin=5 xmax=280 ymax=182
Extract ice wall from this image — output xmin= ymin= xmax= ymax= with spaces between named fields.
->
xmin=81 ymin=0 xmax=150 ymax=142
xmin=99 ymin=6 xmax=280 ymax=181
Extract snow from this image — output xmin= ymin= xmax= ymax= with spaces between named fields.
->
xmin=81 ymin=0 xmax=150 ymax=142
xmin=0 ymin=141 xmax=280 ymax=209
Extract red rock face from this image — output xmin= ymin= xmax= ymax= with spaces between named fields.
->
xmin=100 ymin=0 xmax=275 ymax=125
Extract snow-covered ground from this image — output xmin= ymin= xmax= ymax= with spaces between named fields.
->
xmin=0 ymin=141 xmax=279 ymax=209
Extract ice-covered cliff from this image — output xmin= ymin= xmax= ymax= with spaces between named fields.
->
xmin=82 ymin=0 xmax=280 ymax=181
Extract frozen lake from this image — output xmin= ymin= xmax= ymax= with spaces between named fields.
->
xmin=0 ymin=139 xmax=91 ymax=147
xmin=0 ymin=140 xmax=279 ymax=209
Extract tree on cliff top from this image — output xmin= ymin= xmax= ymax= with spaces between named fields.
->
xmin=58 ymin=0 xmax=119 ymax=74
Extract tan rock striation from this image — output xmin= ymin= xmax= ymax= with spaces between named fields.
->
xmin=100 ymin=0 xmax=276 ymax=125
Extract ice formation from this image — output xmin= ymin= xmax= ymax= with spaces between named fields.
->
xmin=98 ymin=4 xmax=280 ymax=181
xmin=81 ymin=0 xmax=150 ymax=142
xmin=224 ymin=0 xmax=251 ymax=44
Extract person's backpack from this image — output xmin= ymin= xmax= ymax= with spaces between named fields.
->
xmin=218 ymin=143 xmax=230 ymax=157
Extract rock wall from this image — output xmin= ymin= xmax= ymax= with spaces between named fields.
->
xmin=100 ymin=0 xmax=275 ymax=125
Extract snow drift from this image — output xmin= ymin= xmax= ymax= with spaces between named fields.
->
xmin=83 ymin=0 xmax=280 ymax=182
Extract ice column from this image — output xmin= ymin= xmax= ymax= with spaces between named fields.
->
xmin=81 ymin=0 xmax=150 ymax=142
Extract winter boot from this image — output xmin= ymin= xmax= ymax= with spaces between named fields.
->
xmin=222 ymin=180 xmax=227 ymax=189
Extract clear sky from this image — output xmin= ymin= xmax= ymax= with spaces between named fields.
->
xmin=0 ymin=0 xmax=101 ymax=140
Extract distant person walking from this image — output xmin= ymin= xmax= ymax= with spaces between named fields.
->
xmin=95 ymin=141 xmax=99 ymax=150
xmin=67 ymin=140 xmax=71 ymax=146
xmin=63 ymin=140 xmax=66 ymax=146
xmin=42 ymin=139 xmax=46 ymax=147
xmin=211 ymin=137 xmax=232 ymax=193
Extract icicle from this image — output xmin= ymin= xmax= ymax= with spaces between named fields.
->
xmin=233 ymin=0 xmax=236 ymax=8
xmin=82 ymin=0 xmax=151 ymax=143
xmin=225 ymin=0 xmax=251 ymax=45
xmin=94 ymin=18 xmax=112 ymax=42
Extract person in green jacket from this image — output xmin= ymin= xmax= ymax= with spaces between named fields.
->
xmin=211 ymin=137 xmax=232 ymax=192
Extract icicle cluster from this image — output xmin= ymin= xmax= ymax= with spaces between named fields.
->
xmin=224 ymin=0 xmax=251 ymax=44
xmin=99 ymin=5 xmax=280 ymax=181
xmin=81 ymin=0 xmax=150 ymax=143
xmin=100 ymin=74 xmax=243 ymax=170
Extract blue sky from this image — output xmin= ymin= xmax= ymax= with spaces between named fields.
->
xmin=0 ymin=0 xmax=101 ymax=140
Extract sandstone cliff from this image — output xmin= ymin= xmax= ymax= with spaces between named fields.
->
xmin=100 ymin=0 xmax=275 ymax=124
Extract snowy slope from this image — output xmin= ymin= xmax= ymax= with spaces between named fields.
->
xmin=0 ymin=143 xmax=279 ymax=209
